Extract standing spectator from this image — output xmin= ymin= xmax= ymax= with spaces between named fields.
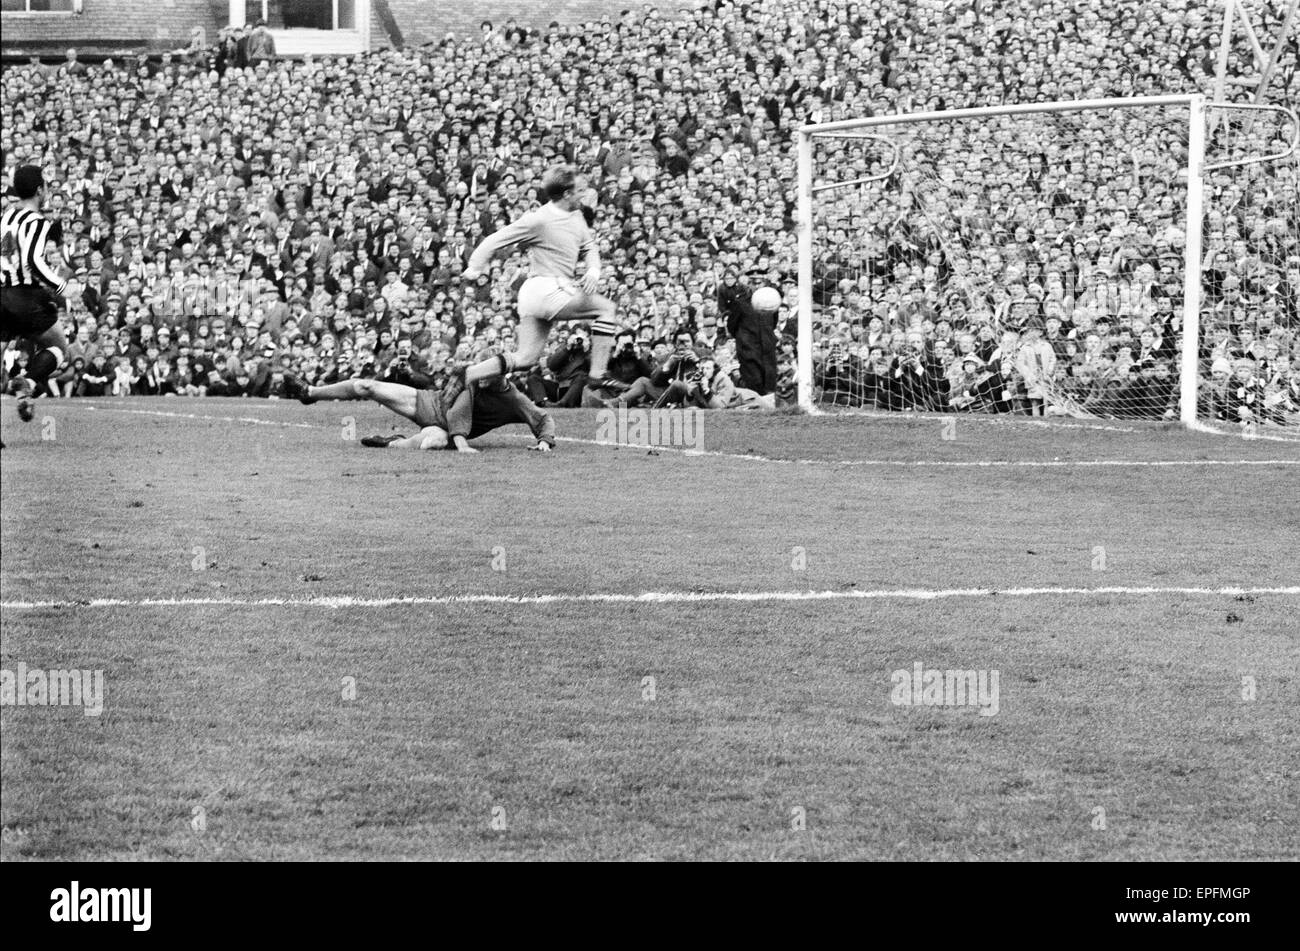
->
xmin=62 ymin=48 xmax=87 ymax=77
xmin=1015 ymin=320 xmax=1057 ymax=416
xmin=246 ymin=20 xmax=277 ymax=67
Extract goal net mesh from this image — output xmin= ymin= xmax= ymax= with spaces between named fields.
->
xmin=804 ymin=102 xmax=1299 ymax=433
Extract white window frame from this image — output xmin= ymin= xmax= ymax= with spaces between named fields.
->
xmin=1 ymin=0 xmax=79 ymax=14
xmin=245 ymin=0 xmax=355 ymax=31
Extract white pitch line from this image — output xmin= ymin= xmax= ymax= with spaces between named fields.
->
xmin=818 ymin=408 xmax=1141 ymax=434
xmin=3 ymin=586 xmax=1298 ymax=611
xmin=81 ymin=403 xmax=323 ymax=430
xmin=555 ymin=436 xmax=1300 ymax=467
xmin=42 ymin=402 xmax=1300 ymax=468
xmin=823 ymin=407 xmax=1300 ymax=443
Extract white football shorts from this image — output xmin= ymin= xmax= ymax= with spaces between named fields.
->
xmin=516 ymin=275 xmax=578 ymax=321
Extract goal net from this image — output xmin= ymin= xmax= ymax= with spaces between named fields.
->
xmin=795 ymin=96 xmax=1300 ymax=436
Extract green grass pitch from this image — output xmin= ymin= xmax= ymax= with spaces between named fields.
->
xmin=2 ymin=397 xmax=1297 ymax=860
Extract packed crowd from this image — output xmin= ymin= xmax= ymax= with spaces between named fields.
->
xmin=1 ymin=0 xmax=1296 ymax=422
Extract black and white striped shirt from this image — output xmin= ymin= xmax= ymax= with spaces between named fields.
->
xmin=1 ymin=205 xmax=67 ymax=295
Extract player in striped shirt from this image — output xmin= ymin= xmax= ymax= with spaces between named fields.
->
xmin=446 ymin=165 xmax=618 ymax=400
xmin=2 ymin=165 xmax=71 ymax=424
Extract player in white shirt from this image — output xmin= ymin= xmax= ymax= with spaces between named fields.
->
xmin=449 ymin=165 xmax=618 ymax=399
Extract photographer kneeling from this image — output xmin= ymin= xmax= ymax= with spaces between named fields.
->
xmin=615 ymin=330 xmax=699 ymax=408
xmin=546 ymin=327 xmax=592 ymax=408
xmin=661 ymin=356 xmax=732 ymax=409
xmin=582 ymin=330 xmax=651 ymax=407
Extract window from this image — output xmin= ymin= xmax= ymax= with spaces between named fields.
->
xmin=244 ymin=0 xmax=355 ymax=29
xmin=283 ymin=0 xmax=329 ymax=30
xmin=2 ymin=0 xmax=76 ymax=11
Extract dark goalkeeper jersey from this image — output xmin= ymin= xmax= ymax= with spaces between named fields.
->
xmin=461 ymin=379 xmax=556 ymax=446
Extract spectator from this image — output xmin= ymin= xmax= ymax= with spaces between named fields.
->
xmin=62 ymin=48 xmax=87 ymax=77
xmin=1223 ymin=357 xmax=1269 ymax=425
xmin=1015 ymin=321 xmax=1057 ymax=416
xmin=544 ymin=327 xmax=591 ymax=408
xmin=617 ymin=330 xmax=699 ymax=408
xmin=76 ymin=355 xmax=111 ymax=397
xmin=656 ymin=356 xmax=736 ymax=409
xmin=584 ymin=329 xmax=651 ymax=407
xmin=246 ymin=20 xmax=276 ymax=66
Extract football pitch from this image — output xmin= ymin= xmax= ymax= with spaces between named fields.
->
xmin=1 ymin=396 xmax=1297 ymax=861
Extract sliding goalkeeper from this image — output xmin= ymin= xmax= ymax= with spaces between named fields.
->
xmin=283 ymin=372 xmax=555 ymax=453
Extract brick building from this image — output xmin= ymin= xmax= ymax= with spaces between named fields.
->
xmin=382 ymin=0 xmax=699 ymax=48
xmin=1 ymin=0 xmax=700 ymax=60
xmin=0 ymin=1 xmax=373 ymax=58
xmin=1 ymin=1 xmax=227 ymax=59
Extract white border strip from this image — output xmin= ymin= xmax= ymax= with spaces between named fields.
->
xmin=4 ymin=586 xmax=1297 ymax=611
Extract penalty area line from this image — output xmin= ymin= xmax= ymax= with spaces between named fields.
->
xmin=4 ymin=585 xmax=1298 ymax=610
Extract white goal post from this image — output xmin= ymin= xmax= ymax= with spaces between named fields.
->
xmin=796 ymin=94 xmax=1299 ymax=429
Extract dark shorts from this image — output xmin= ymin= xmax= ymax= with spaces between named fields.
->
xmin=412 ymin=387 xmax=447 ymax=429
xmin=0 ymin=284 xmax=60 ymax=341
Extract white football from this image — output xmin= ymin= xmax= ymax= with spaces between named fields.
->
xmin=751 ymin=286 xmax=782 ymax=313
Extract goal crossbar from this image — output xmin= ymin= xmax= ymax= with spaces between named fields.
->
xmin=797 ymin=94 xmax=1204 ymax=136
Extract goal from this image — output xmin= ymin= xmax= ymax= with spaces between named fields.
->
xmin=795 ymin=95 xmax=1299 ymax=435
